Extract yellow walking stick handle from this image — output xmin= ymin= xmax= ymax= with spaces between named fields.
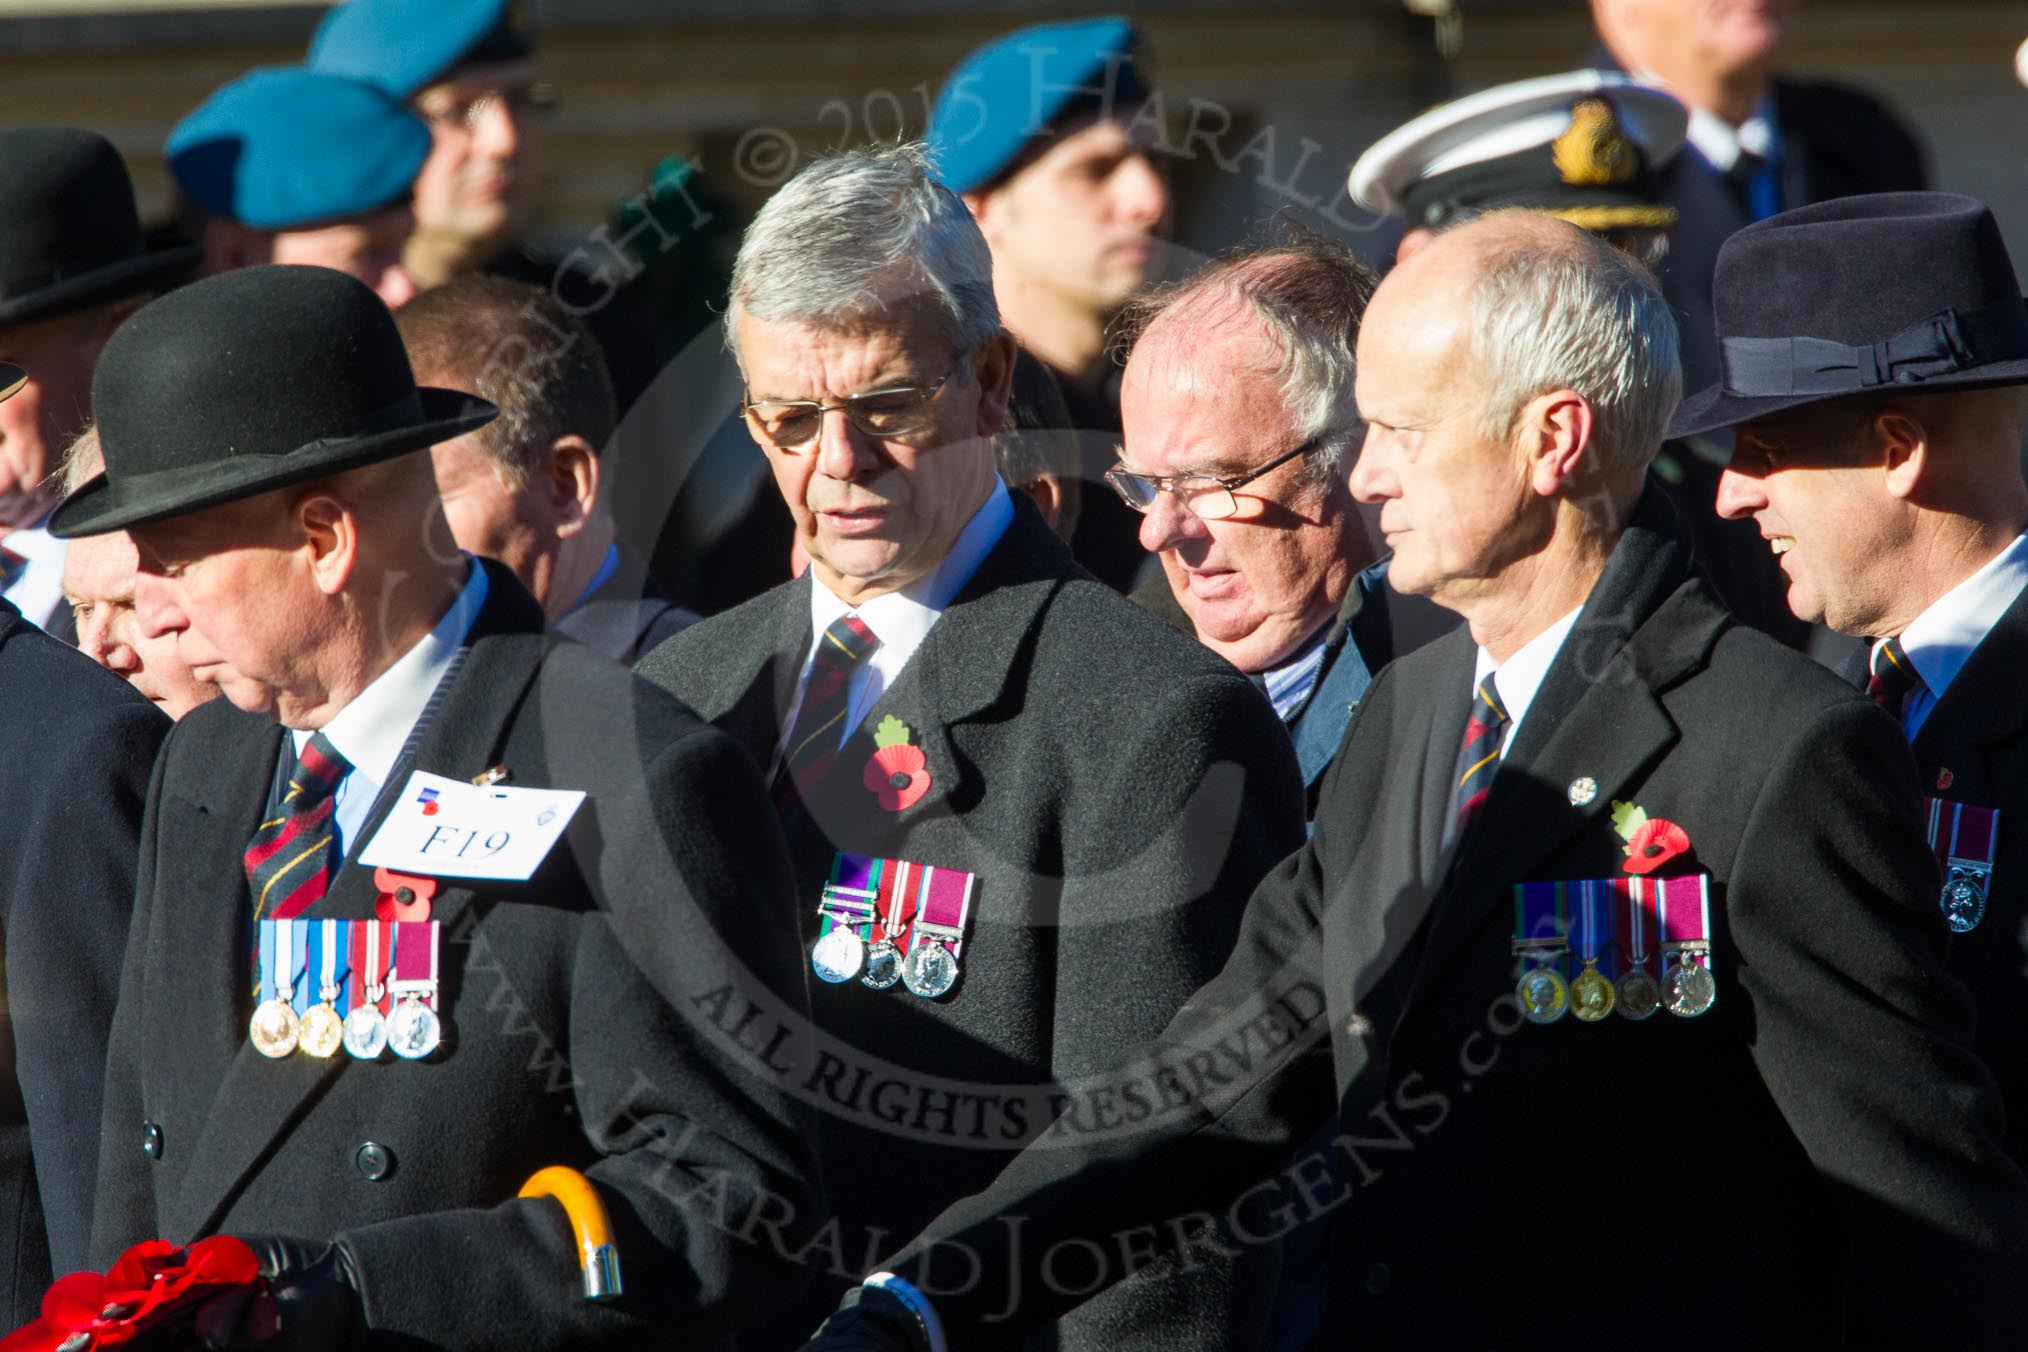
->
xmin=520 ymin=1166 xmax=624 ymax=1301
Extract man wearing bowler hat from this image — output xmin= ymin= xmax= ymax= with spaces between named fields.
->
xmin=65 ymin=265 xmax=819 ymax=1348
xmin=0 ymin=126 xmax=195 ymax=636
xmin=0 ymin=362 xmax=167 ymax=1329
xmin=169 ymin=65 xmax=427 ymax=309
xmin=1689 ymin=191 xmax=2028 ymax=1167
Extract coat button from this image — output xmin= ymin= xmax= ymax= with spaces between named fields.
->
xmin=354 ymin=1142 xmax=394 ymax=1182
xmin=141 ymin=1123 xmax=163 ymax=1160
xmin=1363 ymin=1261 xmax=1391 ymax=1296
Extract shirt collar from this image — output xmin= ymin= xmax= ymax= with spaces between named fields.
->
xmin=566 ymin=542 xmax=621 ymax=614
xmin=1473 ymin=605 xmax=1584 ymax=748
xmin=1680 ymin=91 xmax=1778 ymax=173
xmin=1257 ymin=620 xmax=1333 ymax=724
xmin=1876 ymin=531 xmax=2028 ymax=705
xmin=294 ymin=559 xmax=489 ymax=784
xmin=808 ymin=478 xmax=1015 ymax=653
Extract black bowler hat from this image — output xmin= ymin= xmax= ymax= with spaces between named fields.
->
xmin=49 ymin=265 xmax=496 ymax=538
xmin=0 ymin=126 xmax=199 ymax=330
xmin=1672 ymin=193 xmax=2028 ymax=438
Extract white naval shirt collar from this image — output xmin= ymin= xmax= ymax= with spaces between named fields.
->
xmin=781 ymin=478 xmax=1015 ymax=767
xmin=1874 ymin=531 xmax=2028 ymax=741
xmin=7 ymin=524 xmax=68 ymax=632
xmin=1681 ymin=92 xmax=1777 ymax=175
xmin=293 ymin=558 xmax=489 ymax=853
xmin=1473 ymin=605 xmax=1584 ymax=757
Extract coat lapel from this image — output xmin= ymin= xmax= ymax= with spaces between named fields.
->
xmin=168 ymin=564 xmax=548 ymax=1239
xmin=1911 ymin=584 xmax=2028 ymax=802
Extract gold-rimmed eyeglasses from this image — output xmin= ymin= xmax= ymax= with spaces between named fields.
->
xmin=741 ymin=355 xmax=969 ymax=453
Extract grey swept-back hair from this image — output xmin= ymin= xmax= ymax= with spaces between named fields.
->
xmin=725 ymin=141 xmax=1000 ymax=365
xmin=1466 ymin=217 xmax=1681 ymax=478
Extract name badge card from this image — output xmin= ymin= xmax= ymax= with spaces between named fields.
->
xmin=360 ymin=771 xmax=585 ymax=881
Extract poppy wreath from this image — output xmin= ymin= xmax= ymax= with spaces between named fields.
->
xmin=1 ymin=1237 xmax=261 ymax=1351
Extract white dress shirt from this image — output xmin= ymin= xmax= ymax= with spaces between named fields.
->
xmin=772 ymin=480 xmax=1015 ymax=774
xmin=1874 ymin=531 xmax=2028 ymax=741
xmin=292 ymin=560 xmax=489 ymax=856
xmin=1472 ymin=605 xmax=1584 ymax=758
xmin=1680 ymin=94 xmax=1778 ymax=176
xmin=6 ymin=524 xmax=69 ymax=631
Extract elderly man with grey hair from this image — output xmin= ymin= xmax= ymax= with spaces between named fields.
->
xmin=804 ymin=210 xmax=2028 ymax=1351
xmin=638 ymin=142 xmax=1305 ymax=1350
xmin=1114 ymin=228 xmax=1445 ymax=817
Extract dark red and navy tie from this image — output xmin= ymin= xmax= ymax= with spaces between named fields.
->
xmin=773 ymin=614 xmax=880 ymax=814
xmin=1866 ymin=635 xmax=1921 ymax=725
xmin=244 ymin=732 xmax=352 ymax=920
xmin=1452 ymin=674 xmax=1510 ymax=840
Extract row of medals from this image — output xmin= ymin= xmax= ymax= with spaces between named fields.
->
xmin=250 ymin=977 xmax=442 ymax=1062
xmin=1516 ymin=947 xmax=1715 ymax=1025
xmin=811 ymin=924 xmax=958 ymax=999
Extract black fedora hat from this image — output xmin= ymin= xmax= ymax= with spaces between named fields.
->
xmin=1672 ymin=193 xmax=2028 ymax=438
xmin=49 ymin=265 xmax=496 ymax=538
xmin=0 ymin=126 xmax=200 ymax=330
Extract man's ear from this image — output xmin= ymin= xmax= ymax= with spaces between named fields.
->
xmin=298 ymin=493 xmax=357 ymax=597
xmin=973 ymin=331 xmax=1018 ymax=439
xmin=1013 ymin=473 xmax=1066 ymax=536
xmin=1877 ymin=408 xmax=1929 ymax=502
xmin=545 ymin=435 xmax=600 ymax=538
xmin=1520 ymin=388 xmax=1595 ymax=497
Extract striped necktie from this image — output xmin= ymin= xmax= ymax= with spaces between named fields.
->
xmin=0 ymin=545 xmax=25 ymax=594
xmin=773 ymin=614 xmax=880 ymax=814
xmin=1866 ymin=635 xmax=1921 ymax=724
xmin=1452 ymin=674 xmax=1510 ymax=840
xmin=243 ymin=732 xmax=352 ymax=921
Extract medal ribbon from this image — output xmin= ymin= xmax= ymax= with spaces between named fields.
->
xmin=275 ymin=917 xmax=303 ymax=1006
xmin=1926 ymin=799 xmax=1999 ymax=873
xmin=296 ymin=920 xmax=320 ymax=1017
xmin=318 ymin=918 xmax=349 ymax=1017
xmin=257 ymin=918 xmax=276 ymax=1004
xmin=819 ymin=853 xmax=880 ymax=944
xmin=874 ymin=858 xmax=916 ymax=951
xmin=1511 ymin=882 xmax=1570 ymax=947
xmin=1656 ymin=874 xmax=1712 ymax=972
xmin=392 ymin=920 xmax=438 ymax=1009
xmin=1615 ymin=876 xmax=1652 ymax=970
xmin=1573 ymin=880 xmax=1618 ymax=979
xmin=908 ymin=865 xmax=976 ymax=964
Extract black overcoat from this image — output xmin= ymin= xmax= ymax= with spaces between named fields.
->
xmin=878 ymin=493 xmax=2028 ymax=1350
xmin=1900 ymin=583 xmax=2028 ymax=1172
xmin=0 ymin=599 xmax=163 ymax=1320
xmin=638 ymin=500 xmax=1308 ymax=1351
xmin=91 ymin=562 xmax=821 ymax=1350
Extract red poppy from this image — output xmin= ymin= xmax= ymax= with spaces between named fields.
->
xmin=1623 ymin=817 xmax=1691 ymax=875
xmin=3 ymin=1237 xmax=260 ymax=1351
xmin=373 ymin=867 xmax=438 ymax=922
xmin=864 ymin=743 xmax=931 ymax=812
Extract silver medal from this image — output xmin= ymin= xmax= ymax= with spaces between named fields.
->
xmin=1941 ymin=868 xmax=1988 ymax=934
xmin=343 ymin=1003 xmax=388 ymax=1059
xmin=1662 ymin=958 xmax=1716 ymax=1018
xmin=811 ymin=927 xmax=866 ymax=984
xmin=861 ymin=938 xmax=902 ymax=990
xmin=388 ymin=997 xmax=442 ymax=1059
xmin=901 ymin=942 xmax=958 ymax=999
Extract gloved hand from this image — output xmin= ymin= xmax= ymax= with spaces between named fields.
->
xmin=801 ymin=1284 xmax=931 ymax=1352
xmin=190 ymin=1236 xmax=365 ymax=1351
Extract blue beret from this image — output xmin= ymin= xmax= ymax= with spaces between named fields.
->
xmin=307 ymin=0 xmax=535 ymax=100
xmin=928 ymin=15 xmax=1148 ymax=196
xmin=169 ymin=68 xmax=430 ymax=231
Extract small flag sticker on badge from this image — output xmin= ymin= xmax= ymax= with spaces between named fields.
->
xmin=416 ymin=786 xmax=441 ymax=816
